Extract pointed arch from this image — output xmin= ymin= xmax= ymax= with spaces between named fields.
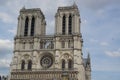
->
xmin=62 ymin=15 xmax=66 ymax=35
xmin=62 ymin=59 xmax=65 ymax=69
xmin=21 ymin=60 xmax=25 ymax=70
xmin=28 ymin=60 xmax=32 ymax=70
xmin=68 ymin=14 xmax=72 ymax=34
xmin=31 ymin=16 xmax=35 ymax=36
xmin=24 ymin=17 xmax=29 ymax=36
xmin=68 ymin=59 xmax=73 ymax=69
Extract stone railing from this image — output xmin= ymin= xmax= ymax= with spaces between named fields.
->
xmin=10 ymin=69 xmax=78 ymax=80
xmin=11 ymin=68 xmax=79 ymax=74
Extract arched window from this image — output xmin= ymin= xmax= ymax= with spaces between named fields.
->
xmin=31 ymin=16 xmax=35 ymax=36
xmin=21 ymin=60 xmax=25 ymax=70
xmin=24 ymin=17 xmax=29 ymax=36
xmin=68 ymin=59 xmax=73 ymax=69
xmin=62 ymin=59 xmax=65 ymax=69
xmin=68 ymin=15 xmax=72 ymax=34
xmin=62 ymin=15 xmax=66 ymax=35
xmin=28 ymin=60 xmax=32 ymax=70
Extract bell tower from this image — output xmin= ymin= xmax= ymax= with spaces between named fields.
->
xmin=55 ymin=4 xmax=81 ymax=35
xmin=11 ymin=7 xmax=46 ymax=71
xmin=54 ymin=4 xmax=87 ymax=80
xmin=17 ymin=7 xmax=46 ymax=37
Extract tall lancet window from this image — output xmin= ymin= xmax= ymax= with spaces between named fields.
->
xmin=68 ymin=15 xmax=72 ymax=34
xmin=68 ymin=59 xmax=73 ymax=69
xmin=28 ymin=60 xmax=32 ymax=70
xmin=62 ymin=15 xmax=66 ymax=35
xmin=24 ymin=17 xmax=29 ymax=36
xmin=21 ymin=60 xmax=25 ymax=70
xmin=62 ymin=59 xmax=65 ymax=69
xmin=31 ymin=16 xmax=35 ymax=36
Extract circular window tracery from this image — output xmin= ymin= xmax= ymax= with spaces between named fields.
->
xmin=40 ymin=55 xmax=53 ymax=68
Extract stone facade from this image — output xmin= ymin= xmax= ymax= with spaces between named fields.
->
xmin=10 ymin=4 xmax=91 ymax=80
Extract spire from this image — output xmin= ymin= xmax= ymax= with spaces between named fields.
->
xmin=87 ymin=52 xmax=90 ymax=64
xmin=21 ymin=5 xmax=26 ymax=10
xmin=73 ymin=0 xmax=76 ymax=6
xmin=86 ymin=52 xmax=91 ymax=70
xmin=72 ymin=0 xmax=78 ymax=8
xmin=87 ymin=52 xmax=90 ymax=59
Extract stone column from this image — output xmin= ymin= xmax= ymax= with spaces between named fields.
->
xmin=79 ymin=18 xmax=81 ymax=34
xmin=74 ymin=15 xmax=77 ymax=34
xmin=33 ymin=51 xmax=37 ymax=69
xmin=76 ymin=15 xmax=80 ymax=34
xmin=17 ymin=15 xmax=21 ymax=36
xmin=34 ymin=38 xmax=39 ymax=50
xmin=55 ymin=13 xmax=62 ymax=35
xmin=55 ymin=50 xmax=60 ymax=69
xmin=55 ymin=37 xmax=60 ymax=49
xmin=21 ymin=16 xmax=25 ymax=36
xmin=28 ymin=16 xmax=32 ymax=36
xmin=72 ymin=14 xmax=74 ymax=34
xmin=55 ymin=14 xmax=58 ymax=34
xmin=35 ymin=16 xmax=41 ymax=36
xmin=66 ymin=15 xmax=69 ymax=34
xmin=66 ymin=60 xmax=68 ymax=69
xmin=65 ymin=41 xmax=67 ymax=48
xmin=59 ymin=15 xmax=62 ymax=34
xmin=42 ymin=20 xmax=46 ymax=35
xmin=73 ymin=36 xmax=78 ymax=49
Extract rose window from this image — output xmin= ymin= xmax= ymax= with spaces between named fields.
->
xmin=40 ymin=55 xmax=53 ymax=68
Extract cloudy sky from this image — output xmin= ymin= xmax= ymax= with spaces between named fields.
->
xmin=0 ymin=0 xmax=120 ymax=80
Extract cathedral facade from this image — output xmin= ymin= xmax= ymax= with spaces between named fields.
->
xmin=10 ymin=4 xmax=91 ymax=80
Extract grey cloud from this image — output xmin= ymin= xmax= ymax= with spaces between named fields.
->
xmin=0 ymin=0 xmax=9 ymax=6
xmin=78 ymin=0 xmax=120 ymax=10
xmin=105 ymin=49 xmax=120 ymax=57
xmin=0 ymin=48 xmax=12 ymax=58
xmin=0 ymin=67 xmax=10 ymax=75
xmin=0 ymin=12 xmax=15 ymax=24
xmin=0 ymin=39 xmax=13 ymax=58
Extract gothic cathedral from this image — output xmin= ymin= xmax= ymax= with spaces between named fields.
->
xmin=10 ymin=4 xmax=91 ymax=80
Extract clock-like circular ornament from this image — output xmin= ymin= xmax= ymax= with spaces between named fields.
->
xmin=40 ymin=55 xmax=53 ymax=68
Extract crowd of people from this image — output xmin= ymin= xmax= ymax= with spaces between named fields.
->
xmin=0 ymin=76 xmax=8 ymax=80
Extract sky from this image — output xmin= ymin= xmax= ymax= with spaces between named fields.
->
xmin=0 ymin=0 xmax=120 ymax=80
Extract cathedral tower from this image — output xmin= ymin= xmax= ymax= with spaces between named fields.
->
xmin=54 ymin=4 xmax=86 ymax=80
xmin=10 ymin=4 xmax=91 ymax=80
xmin=17 ymin=7 xmax=46 ymax=37
xmin=55 ymin=4 xmax=80 ymax=35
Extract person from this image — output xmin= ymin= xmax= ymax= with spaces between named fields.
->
xmin=0 ymin=75 xmax=1 ymax=80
